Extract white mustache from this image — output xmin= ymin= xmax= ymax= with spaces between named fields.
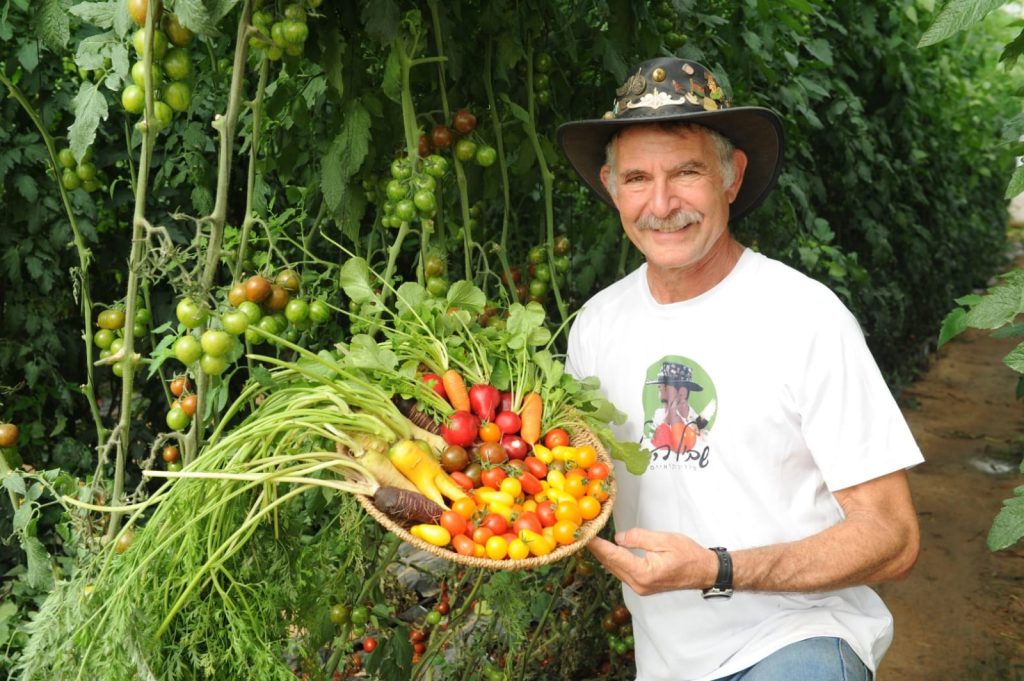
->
xmin=636 ymin=210 xmax=703 ymax=232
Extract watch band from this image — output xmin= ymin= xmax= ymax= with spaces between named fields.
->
xmin=701 ymin=546 xmax=733 ymax=600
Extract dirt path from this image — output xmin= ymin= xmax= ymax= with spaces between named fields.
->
xmin=875 ymin=296 xmax=1024 ymax=679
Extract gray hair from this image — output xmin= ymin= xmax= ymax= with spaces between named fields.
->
xmin=604 ymin=123 xmax=736 ymax=199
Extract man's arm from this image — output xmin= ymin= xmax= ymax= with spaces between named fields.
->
xmin=588 ymin=470 xmax=920 ymax=596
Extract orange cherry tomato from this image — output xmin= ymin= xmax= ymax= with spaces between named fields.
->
xmin=578 ymin=495 xmax=601 ymax=521
xmin=472 ymin=526 xmax=495 ymax=545
xmin=478 ymin=421 xmax=502 ymax=443
xmin=555 ymin=501 xmax=582 ymax=525
xmin=553 ymin=519 xmax=579 ymax=546
xmin=587 ymin=479 xmax=610 ymax=502
xmin=451 ymin=496 xmax=477 ymax=520
xmin=564 ymin=471 xmax=589 ymax=499
xmin=575 ymin=444 xmax=598 ymax=469
xmin=451 ymin=534 xmax=476 ymax=556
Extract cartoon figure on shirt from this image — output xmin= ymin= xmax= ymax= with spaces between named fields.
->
xmin=642 ymin=358 xmax=717 ymax=469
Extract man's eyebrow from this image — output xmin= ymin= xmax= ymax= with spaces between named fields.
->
xmin=671 ymin=160 xmax=708 ymax=173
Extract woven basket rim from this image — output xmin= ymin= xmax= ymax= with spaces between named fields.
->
xmin=356 ymin=426 xmax=615 ymax=571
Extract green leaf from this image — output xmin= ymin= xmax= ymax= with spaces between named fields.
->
xmin=446 ymin=281 xmax=486 ymax=314
xmin=917 ymin=0 xmax=1006 ymax=47
xmin=987 ymin=488 xmax=1024 ymax=551
xmin=394 ymin=282 xmax=427 ymax=316
xmin=321 ymin=100 xmax=370 ymax=212
xmin=3 ymin=471 xmax=26 ymax=496
xmin=339 ymin=257 xmax=376 ymax=304
xmin=964 ymin=275 xmax=1024 ymax=330
xmin=174 ymin=0 xmax=240 ymax=35
xmin=381 ymin=48 xmax=401 ymax=103
xmin=36 ymin=0 xmax=70 ymax=50
xmin=937 ymin=307 xmax=968 ymax=347
xmin=1006 ymin=165 xmax=1024 ymax=200
xmin=345 ymin=335 xmax=398 ymax=372
xmin=804 ymin=38 xmax=833 ymax=66
xmin=361 ymin=0 xmax=401 ymax=44
xmin=69 ymin=0 xmax=118 ymax=29
xmin=68 ymin=80 xmax=109 ymax=162
xmin=23 ymin=535 xmax=54 ymax=590
xmin=1003 ymin=342 xmax=1024 ymax=374
xmin=499 ymin=93 xmax=531 ymax=126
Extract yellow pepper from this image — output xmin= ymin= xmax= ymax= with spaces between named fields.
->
xmin=410 ymin=524 xmax=451 ymax=547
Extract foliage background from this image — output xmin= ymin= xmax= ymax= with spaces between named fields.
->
xmin=0 ymin=0 xmax=1021 ymax=677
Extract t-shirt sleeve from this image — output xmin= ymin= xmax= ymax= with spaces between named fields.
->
xmin=564 ymin=309 xmax=592 ymax=381
xmin=792 ymin=298 xmax=924 ymax=491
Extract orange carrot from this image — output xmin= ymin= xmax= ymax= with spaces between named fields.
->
xmin=519 ymin=391 xmax=543 ymax=444
xmin=442 ymin=369 xmax=471 ymax=412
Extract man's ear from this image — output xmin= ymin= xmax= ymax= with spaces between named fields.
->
xmin=726 ymin=149 xmax=748 ymax=204
xmin=600 ymin=164 xmax=612 ymax=192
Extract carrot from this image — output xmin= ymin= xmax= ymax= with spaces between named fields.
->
xmin=519 ymin=391 xmax=543 ymax=445
xmin=442 ymin=369 xmax=471 ymax=412
xmin=372 ymin=486 xmax=444 ymax=525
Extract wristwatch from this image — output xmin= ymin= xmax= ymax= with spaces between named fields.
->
xmin=701 ymin=547 xmax=733 ymax=600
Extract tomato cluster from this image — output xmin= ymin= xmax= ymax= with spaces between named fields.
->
xmin=505 ymin=236 xmax=571 ymax=304
xmin=121 ymin=9 xmax=195 ymax=131
xmin=602 ymin=604 xmax=636 ymax=658
xmin=94 ymin=302 xmax=152 ymax=377
xmin=533 ymin=52 xmax=553 ymax=106
xmin=651 ymin=0 xmax=686 ymax=51
xmin=57 ymin=145 xmax=105 ymax=193
xmin=423 ymin=107 xmax=497 ymax=167
xmin=250 ymin=1 xmax=321 ymax=61
xmin=412 ymin=377 xmax=612 ymax=563
xmin=378 ymin=155 xmax=449 ymax=230
xmin=170 ymin=269 xmax=331 ymax=386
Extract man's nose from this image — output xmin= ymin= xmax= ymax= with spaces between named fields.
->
xmin=648 ymin=177 xmax=677 ymax=217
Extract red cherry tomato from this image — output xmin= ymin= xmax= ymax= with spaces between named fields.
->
xmin=544 ymin=428 xmax=571 ymax=449
xmin=440 ymin=510 xmax=468 ymax=537
xmin=536 ymin=500 xmax=557 ymax=527
xmin=450 ymin=470 xmax=475 ymax=491
xmin=481 ymin=512 xmax=508 ymax=536
xmin=362 ymin=636 xmax=378 ymax=653
xmin=524 ymin=456 xmax=548 ymax=479
xmin=494 ymin=410 xmax=521 ymax=435
xmin=422 ymin=372 xmax=446 ymax=399
xmin=513 ymin=512 xmax=543 ymax=535
xmin=480 ymin=466 xmax=507 ymax=490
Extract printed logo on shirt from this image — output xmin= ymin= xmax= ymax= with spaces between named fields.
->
xmin=640 ymin=356 xmax=717 ymax=471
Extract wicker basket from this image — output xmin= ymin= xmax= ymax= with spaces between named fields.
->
xmin=356 ymin=427 xmax=615 ymax=571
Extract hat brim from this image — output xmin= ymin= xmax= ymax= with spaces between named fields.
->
xmin=557 ymin=107 xmax=785 ymax=222
xmin=644 ymin=379 xmax=704 ymax=392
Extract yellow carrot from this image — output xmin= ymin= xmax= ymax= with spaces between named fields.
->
xmin=442 ymin=369 xmax=471 ymax=412
xmin=519 ymin=391 xmax=543 ymax=444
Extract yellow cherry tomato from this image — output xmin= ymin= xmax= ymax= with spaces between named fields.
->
xmin=485 ymin=535 xmax=509 ymax=560
xmin=575 ymin=444 xmax=598 ymax=469
xmin=533 ymin=443 xmax=554 ymax=464
xmin=546 ymin=469 xmax=566 ymax=491
xmin=499 ymin=477 xmax=523 ymax=499
xmin=473 ymin=542 xmax=486 ymax=558
xmin=487 ymin=501 xmax=513 ymax=520
xmin=522 ymin=499 xmax=538 ymax=513
xmin=553 ymin=519 xmax=580 ymax=546
xmin=552 ymin=445 xmax=576 ymax=462
xmin=507 ymin=538 xmax=530 ymax=560
xmin=410 ymin=524 xmax=451 ymax=547
xmin=520 ymin=529 xmax=554 ymax=557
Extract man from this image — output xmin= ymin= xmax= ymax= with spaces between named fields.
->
xmin=558 ymin=57 xmax=922 ymax=681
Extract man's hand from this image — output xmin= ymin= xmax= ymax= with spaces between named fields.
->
xmin=587 ymin=528 xmax=717 ymax=596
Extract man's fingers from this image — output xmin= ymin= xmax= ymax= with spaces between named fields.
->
xmin=614 ymin=527 xmax=668 ymax=551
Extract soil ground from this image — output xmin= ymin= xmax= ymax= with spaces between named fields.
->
xmin=875 ymin=255 xmax=1024 ymax=679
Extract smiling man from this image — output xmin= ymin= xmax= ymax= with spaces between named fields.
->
xmin=558 ymin=58 xmax=923 ymax=681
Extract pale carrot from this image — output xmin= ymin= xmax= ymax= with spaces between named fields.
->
xmin=442 ymin=369 xmax=471 ymax=412
xmin=519 ymin=391 xmax=543 ymax=444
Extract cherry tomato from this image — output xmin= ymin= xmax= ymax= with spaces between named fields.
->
xmin=173 ymin=335 xmax=202 ymax=364
xmin=587 ymin=479 xmax=610 ymax=502
xmin=245 ymin=275 xmax=272 ymax=303
xmin=544 ymin=428 xmax=571 ymax=449
xmin=127 ymin=0 xmax=160 ymax=27
xmin=475 ymin=146 xmax=497 ymax=167
xmin=513 ymin=512 xmax=543 ymax=535
xmin=481 ymin=512 xmax=508 ymax=536
xmin=451 ymin=533 xmax=476 ymax=556
xmin=480 ymin=466 xmax=507 ymax=490
xmin=564 ymin=471 xmax=588 ymax=499
xmin=524 ymin=456 xmax=548 ymax=479
xmin=536 ymin=500 xmax=556 ymax=527
xmin=441 ymin=445 xmax=469 ymax=473
xmin=179 ymin=393 xmax=198 ymax=417
xmin=451 ymin=496 xmax=477 ymax=520
xmin=350 ymin=605 xmax=370 ymax=626
xmin=440 ymin=510 xmax=468 ymax=537
xmin=553 ymin=520 xmax=579 ymax=546
xmin=169 ymin=376 xmax=189 ymax=397
xmin=263 ymin=285 xmax=290 ymax=313
xmin=0 ymin=423 xmax=20 ymax=448
xmin=507 ymin=538 xmax=530 ymax=561
xmin=575 ymin=444 xmax=598 ymax=469
xmin=578 ymin=496 xmax=601 ymax=521
xmin=166 ymin=406 xmax=190 ymax=431
xmin=499 ymin=477 xmax=522 ymax=499
xmin=587 ymin=461 xmax=610 ymax=481
xmin=362 ymin=636 xmax=378 ymax=653
xmin=472 ymin=526 xmax=494 ymax=545
xmin=477 ymin=441 xmax=507 ymax=465
xmin=454 ymin=138 xmax=476 ymax=162
xmin=431 ymin=124 xmax=453 ymax=149
xmin=450 ymin=470 xmax=475 ymax=490
xmin=175 ymin=298 xmax=207 ymax=329
xmin=452 ymin=109 xmax=477 ymax=134
xmin=485 ymin=535 xmax=508 ymax=560
xmin=478 ymin=421 xmax=502 ymax=444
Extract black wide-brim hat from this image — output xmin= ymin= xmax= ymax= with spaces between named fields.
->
xmin=557 ymin=57 xmax=785 ymax=222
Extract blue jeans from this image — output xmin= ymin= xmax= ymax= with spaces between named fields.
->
xmin=715 ymin=637 xmax=871 ymax=681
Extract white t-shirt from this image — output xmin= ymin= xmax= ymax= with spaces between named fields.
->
xmin=565 ymin=249 xmax=923 ymax=681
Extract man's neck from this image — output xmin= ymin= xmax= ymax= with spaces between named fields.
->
xmin=646 ymin=236 xmax=745 ymax=303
